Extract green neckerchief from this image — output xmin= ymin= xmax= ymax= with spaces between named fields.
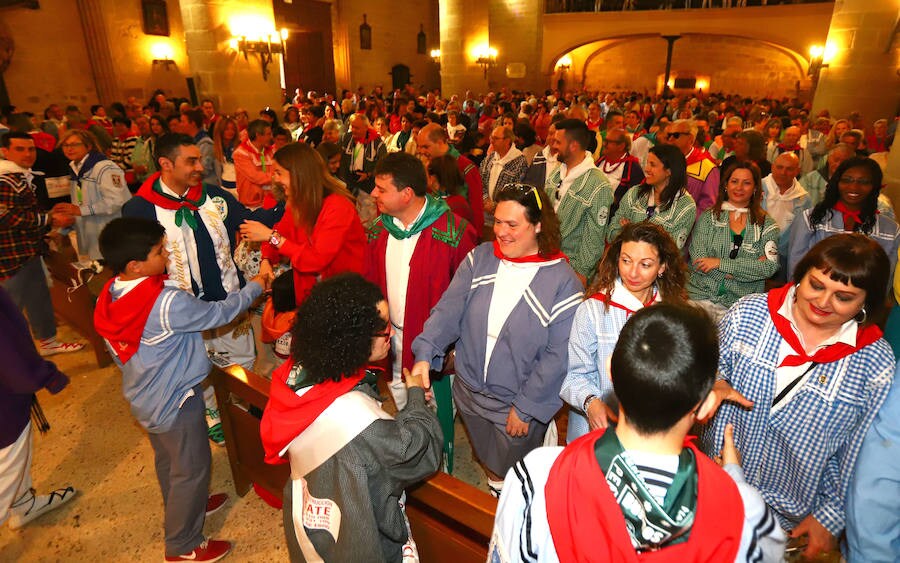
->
xmin=594 ymin=429 xmax=698 ymax=551
xmin=379 ymin=194 xmax=449 ymax=240
xmin=286 ymin=365 xmax=379 ymax=392
xmin=151 ymin=179 xmax=208 ymax=230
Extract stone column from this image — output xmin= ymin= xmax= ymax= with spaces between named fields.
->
xmin=811 ymin=0 xmax=899 ymax=123
xmin=439 ymin=0 xmax=490 ymax=95
xmin=179 ymin=0 xmax=282 ymax=112
xmin=76 ymin=0 xmax=118 ymax=105
xmin=487 ymin=0 xmax=544 ymax=92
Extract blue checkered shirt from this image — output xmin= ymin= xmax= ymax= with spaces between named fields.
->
xmin=699 ymin=293 xmax=895 ymax=536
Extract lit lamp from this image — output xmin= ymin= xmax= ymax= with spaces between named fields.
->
xmin=807 ymin=44 xmax=829 ymax=79
xmin=229 ymin=28 xmax=289 ymax=81
xmin=151 ymin=42 xmax=176 ymax=70
xmin=555 ymin=55 xmax=572 ymax=73
xmin=475 ymin=45 xmax=498 ymax=79
xmin=430 ymin=49 xmax=441 ymax=64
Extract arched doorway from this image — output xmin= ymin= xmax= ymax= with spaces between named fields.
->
xmin=390 ymin=64 xmax=411 ymax=92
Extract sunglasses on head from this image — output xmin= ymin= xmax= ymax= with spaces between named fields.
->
xmin=666 ymin=132 xmax=689 ymax=140
xmin=729 ymin=233 xmax=744 ymax=259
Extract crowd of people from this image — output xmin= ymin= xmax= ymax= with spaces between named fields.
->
xmin=0 ymin=84 xmax=898 ymax=562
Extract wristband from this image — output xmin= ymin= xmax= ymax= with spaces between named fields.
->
xmin=583 ymin=394 xmax=599 ymax=414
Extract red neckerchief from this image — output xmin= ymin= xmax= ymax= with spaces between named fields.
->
xmin=767 ymin=283 xmax=882 ymax=368
xmin=778 ymin=143 xmax=801 ymax=153
xmin=590 ymin=287 xmax=658 ymax=316
xmin=492 ymin=239 xmax=567 ymax=263
xmin=135 ymin=172 xmax=205 ymax=212
xmin=545 ymin=430 xmax=743 ymax=563
xmin=259 ymin=359 xmax=365 ymax=465
xmin=93 ymin=275 xmax=167 ymax=363
xmin=833 ymin=201 xmax=863 ymax=230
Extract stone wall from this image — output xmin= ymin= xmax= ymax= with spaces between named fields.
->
xmin=2 ymin=0 xmax=99 ymax=112
xmin=582 ymin=34 xmax=807 ymax=98
xmin=333 ymin=0 xmax=440 ymax=93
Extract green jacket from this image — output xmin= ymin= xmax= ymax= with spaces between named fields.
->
xmin=606 ymin=187 xmax=696 ymax=249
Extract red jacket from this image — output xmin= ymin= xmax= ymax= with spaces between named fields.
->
xmin=234 ymin=140 xmax=275 ymax=209
xmin=363 ymin=209 xmax=477 ymax=371
xmin=262 ymin=193 xmax=366 ymax=305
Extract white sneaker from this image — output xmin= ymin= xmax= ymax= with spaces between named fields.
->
xmin=7 ymin=487 xmax=77 ymax=529
xmin=38 ymin=339 xmax=85 ymax=356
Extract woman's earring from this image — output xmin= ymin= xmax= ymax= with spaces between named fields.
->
xmin=657 ymin=272 xmax=663 ymax=279
xmin=855 ymin=307 xmax=867 ymax=324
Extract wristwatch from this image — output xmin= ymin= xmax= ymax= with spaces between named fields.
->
xmin=269 ymin=230 xmax=283 ymax=247
xmin=583 ymin=395 xmax=599 ymax=414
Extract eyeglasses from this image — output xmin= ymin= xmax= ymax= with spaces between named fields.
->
xmin=838 ymin=176 xmax=874 ymax=186
xmin=729 ymin=233 xmax=744 ymax=259
xmin=60 ymin=142 xmax=85 ymax=149
xmin=666 ymin=132 xmax=689 ymax=140
xmin=373 ymin=329 xmax=391 ymax=340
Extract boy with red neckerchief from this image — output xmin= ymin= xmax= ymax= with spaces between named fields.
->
xmin=489 ymin=304 xmax=785 ymax=563
xmin=93 ymin=217 xmax=268 ymax=563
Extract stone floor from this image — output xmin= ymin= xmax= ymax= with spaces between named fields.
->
xmin=0 ymin=326 xmax=488 ymax=562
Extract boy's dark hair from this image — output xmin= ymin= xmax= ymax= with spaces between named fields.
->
xmin=90 ymin=104 xmax=103 ymax=115
xmin=1 ymin=131 xmax=33 ymax=148
xmin=155 ymin=133 xmax=195 ymax=163
xmin=99 ymin=217 xmax=166 ymax=274
xmin=374 ymin=151 xmax=428 ymax=197
xmin=611 ymin=303 xmax=718 ymax=434
xmin=315 ymin=141 xmax=342 ymax=162
xmin=290 ymin=273 xmax=387 ymax=383
xmin=112 ymin=116 xmax=132 ymax=128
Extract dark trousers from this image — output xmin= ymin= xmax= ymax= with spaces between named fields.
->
xmin=0 ymin=256 xmax=56 ymax=340
xmin=147 ymin=384 xmax=211 ymax=556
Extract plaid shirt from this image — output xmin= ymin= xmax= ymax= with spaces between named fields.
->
xmin=687 ymin=209 xmax=780 ymax=308
xmin=0 ymin=166 xmax=50 ymax=279
xmin=606 ymin=186 xmax=696 ymax=248
xmin=700 ymin=294 xmax=895 ymax=536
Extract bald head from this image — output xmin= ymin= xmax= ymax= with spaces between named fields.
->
xmin=416 ymin=123 xmax=449 ymax=159
xmin=782 ymin=126 xmax=801 ymax=147
xmin=772 ymin=152 xmax=801 ymax=191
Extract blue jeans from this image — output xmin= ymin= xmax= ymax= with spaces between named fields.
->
xmin=0 ymin=256 xmax=56 ymax=340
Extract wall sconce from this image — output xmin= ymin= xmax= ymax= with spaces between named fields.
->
xmin=229 ymin=28 xmax=288 ymax=81
xmin=430 ymin=49 xmax=441 ymax=64
xmin=151 ymin=42 xmax=176 ymax=70
xmin=807 ymin=43 xmax=832 ymax=79
xmin=474 ymin=45 xmax=497 ymax=78
xmin=555 ymin=54 xmax=572 ymax=73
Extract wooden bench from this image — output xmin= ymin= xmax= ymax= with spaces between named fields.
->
xmin=210 ymin=365 xmax=497 ymax=562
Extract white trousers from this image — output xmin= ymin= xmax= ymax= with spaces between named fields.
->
xmin=0 ymin=423 xmax=33 ymax=526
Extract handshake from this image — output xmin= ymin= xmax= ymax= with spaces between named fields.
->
xmin=50 ymin=202 xmax=82 ymax=229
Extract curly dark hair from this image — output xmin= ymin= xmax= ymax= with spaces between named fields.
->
xmin=587 ymin=222 xmax=687 ymax=306
xmin=809 ymin=157 xmax=882 ymax=235
xmin=290 ymin=274 xmax=387 ymax=383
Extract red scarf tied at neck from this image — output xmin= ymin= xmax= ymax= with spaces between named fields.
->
xmin=767 ymin=282 xmax=882 ymax=368
xmin=833 ymin=201 xmax=865 ymax=230
xmin=93 ymin=275 xmax=167 ymax=363
xmin=492 ymin=239 xmax=567 ymax=264
xmin=259 ymin=359 xmax=365 ymax=465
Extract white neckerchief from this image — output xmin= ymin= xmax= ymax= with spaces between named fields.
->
xmin=555 ymin=152 xmax=596 ymax=211
xmin=771 ymin=285 xmax=857 ymax=411
xmin=763 ymin=175 xmax=807 ymax=231
xmin=606 ymin=277 xmax=661 ymax=313
xmin=69 ymin=153 xmax=90 ymax=176
xmin=721 ymin=201 xmax=749 ymax=215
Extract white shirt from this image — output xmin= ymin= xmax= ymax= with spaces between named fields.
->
xmin=762 ymin=174 xmax=808 ymax=232
xmin=541 ymin=145 xmax=560 ymax=185
xmin=488 ymin=146 xmax=524 ymax=199
xmin=553 ymin=152 xmax=596 ymax=212
xmin=772 ymin=285 xmax=857 ymax=412
xmin=484 ymin=258 xmax=561 ymax=379
xmin=385 ymin=200 xmax=427 ymax=378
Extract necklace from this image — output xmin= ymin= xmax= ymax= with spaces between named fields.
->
xmin=601 ymin=154 xmax=627 ymax=174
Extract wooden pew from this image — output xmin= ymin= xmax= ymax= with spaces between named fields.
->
xmin=211 ymin=365 xmax=497 ymax=562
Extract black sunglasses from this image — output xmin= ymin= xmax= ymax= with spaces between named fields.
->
xmin=645 ymin=205 xmax=657 ymax=219
xmin=729 ymin=233 xmax=744 ymax=259
xmin=666 ymin=132 xmax=689 ymax=140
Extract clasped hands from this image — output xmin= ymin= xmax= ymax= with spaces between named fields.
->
xmin=49 ymin=202 xmax=81 ymax=228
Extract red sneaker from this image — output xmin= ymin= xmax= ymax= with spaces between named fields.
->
xmin=165 ymin=539 xmax=232 ymax=562
xmin=205 ymin=493 xmax=228 ymax=516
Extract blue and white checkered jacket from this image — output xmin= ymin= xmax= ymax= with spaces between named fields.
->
xmin=700 ymin=293 xmax=895 ymax=536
